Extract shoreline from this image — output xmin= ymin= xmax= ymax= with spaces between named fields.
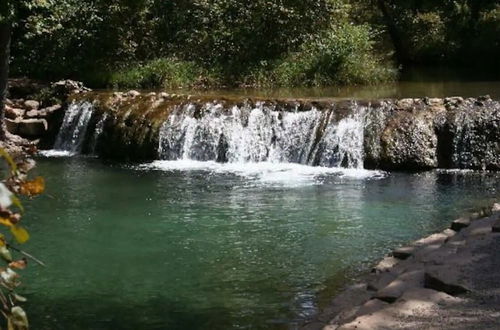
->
xmin=303 ymin=202 xmax=500 ymax=330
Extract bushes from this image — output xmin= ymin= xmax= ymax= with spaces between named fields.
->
xmin=377 ymin=0 xmax=500 ymax=67
xmin=109 ymin=59 xmax=219 ymax=89
xmin=108 ymin=23 xmax=397 ymax=89
xmin=108 ymin=24 xmax=397 ymax=90
xmin=249 ymin=24 xmax=396 ymax=87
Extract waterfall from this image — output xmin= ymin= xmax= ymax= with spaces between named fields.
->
xmin=159 ymin=102 xmax=368 ymax=168
xmin=89 ymin=112 xmax=108 ymax=154
xmin=451 ymin=110 xmax=474 ymax=169
xmin=53 ymin=101 xmax=94 ymax=153
xmin=44 ymin=94 xmax=499 ymax=170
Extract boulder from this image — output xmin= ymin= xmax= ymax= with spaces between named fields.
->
xmin=451 ymin=217 xmax=470 ymax=231
xmin=5 ymin=106 xmax=25 ymax=119
xmin=337 ymin=288 xmax=461 ymax=330
xmin=424 ymin=265 xmax=470 ymax=295
xmin=391 ymin=246 xmax=415 ymax=260
xmin=379 ymin=110 xmax=440 ymax=170
xmin=462 ymin=216 xmax=498 ymax=237
xmin=5 ymin=119 xmax=19 ymax=134
xmin=375 ymin=269 xmax=425 ymax=302
xmin=23 ymin=100 xmax=40 ymax=110
xmin=372 ymin=257 xmax=400 ymax=273
xmin=17 ymin=119 xmax=48 ymax=137
xmin=127 ymin=90 xmax=140 ymax=97
xmin=367 ymin=272 xmax=397 ymax=291
xmin=25 ymin=110 xmax=40 ymax=118
xmin=441 ymin=100 xmax=500 ymax=170
xmin=52 ymin=80 xmax=91 ymax=95
xmin=37 ymin=104 xmax=62 ymax=117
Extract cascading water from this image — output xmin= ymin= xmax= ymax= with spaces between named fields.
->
xmin=451 ymin=110 xmax=470 ymax=168
xmin=53 ymin=101 xmax=94 ymax=153
xmin=158 ymin=102 xmax=368 ymax=168
xmin=43 ymin=93 xmax=499 ymax=171
xmin=89 ymin=112 xmax=108 ymax=154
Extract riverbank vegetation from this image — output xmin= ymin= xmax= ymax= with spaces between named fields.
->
xmin=4 ymin=0 xmax=500 ymax=90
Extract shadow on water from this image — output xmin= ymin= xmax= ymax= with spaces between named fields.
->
xmin=174 ymin=66 xmax=500 ymax=100
xmin=28 ymin=296 xmax=242 ymax=330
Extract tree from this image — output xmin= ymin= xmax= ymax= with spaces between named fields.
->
xmin=373 ymin=0 xmax=500 ymax=67
xmin=0 ymin=2 xmax=12 ymax=139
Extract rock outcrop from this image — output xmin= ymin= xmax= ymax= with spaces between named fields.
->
xmin=30 ymin=89 xmax=500 ymax=170
xmin=4 ymin=79 xmax=91 ymax=145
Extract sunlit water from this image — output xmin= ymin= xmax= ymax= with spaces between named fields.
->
xmin=20 ymin=157 xmax=500 ymax=329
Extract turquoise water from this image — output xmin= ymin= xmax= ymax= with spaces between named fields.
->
xmin=19 ymin=158 xmax=500 ymax=329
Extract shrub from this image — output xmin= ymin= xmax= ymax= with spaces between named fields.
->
xmin=109 ymin=58 xmax=220 ymax=89
xmin=251 ymin=23 xmax=396 ymax=87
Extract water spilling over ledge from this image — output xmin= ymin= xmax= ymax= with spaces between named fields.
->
xmin=42 ymin=92 xmax=500 ymax=171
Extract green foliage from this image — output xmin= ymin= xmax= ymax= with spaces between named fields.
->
xmin=11 ymin=0 xmax=159 ymax=81
xmin=109 ymin=58 xmax=220 ymax=89
xmin=11 ymin=0 xmax=500 ymax=88
xmin=152 ymin=0 xmax=339 ymax=70
xmin=249 ymin=23 xmax=396 ymax=87
xmin=10 ymin=0 xmax=400 ymax=88
xmin=377 ymin=0 xmax=500 ymax=66
xmin=0 ymin=147 xmax=46 ymax=329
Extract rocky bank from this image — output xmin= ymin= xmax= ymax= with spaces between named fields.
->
xmin=3 ymin=79 xmax=91 ymax=147
xmin=303 ymin=203 xmax=500 ymax=330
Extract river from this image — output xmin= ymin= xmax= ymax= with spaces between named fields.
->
xmin=20 ymin=157 xmax=500 ymax=329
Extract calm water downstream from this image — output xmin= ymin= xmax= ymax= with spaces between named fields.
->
xmin=20 ymin=157 xmax=500 ymax=329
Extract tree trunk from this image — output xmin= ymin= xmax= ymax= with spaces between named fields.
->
xmin=376 ymin=0 xmax=409 ymax=65
xmin=0 ymin=21 xmax=11 ymax=140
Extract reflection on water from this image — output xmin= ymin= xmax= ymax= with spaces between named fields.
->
xmin=22 ymin=158 xmax=500 ymax=329
xmin=186 ymin=81 xmax=500 ymax=100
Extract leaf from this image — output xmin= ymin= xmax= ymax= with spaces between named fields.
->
xmin=19 ymin=176 xmax=45 ymax=196
xmin=9 ymin=259 xmax=27 ymax=270
xmin=11 ymin=306 xmax=29 ymax=330
xmin=0 ymin=217 xmax=12 ymax=228
xmin=10 ymin=226 xmax=29 ymax=244
xmin=12 ymin=294 xmax=27 ymax=303
xmin=0 ymin=183 xmax=13 ymax=209
xmin=0 ymin=246 xmax=12 ymax=262
xmin=10 ymin=195 xmax=24 ymax=213
xmin=0 ymin=268 xmax=19 ymax=288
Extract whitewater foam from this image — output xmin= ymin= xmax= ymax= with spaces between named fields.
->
xmin=38 ymin=150 xmax=77 ymax=157
xmin=139 ymin=160 xmax=385 ymax=186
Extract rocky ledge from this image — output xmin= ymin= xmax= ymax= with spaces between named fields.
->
xmin=303 ymin=203 xmax=500 ymax=330
xmin=4 ymin=79 xmax=91 ymax=144
xmin=66 ymin=91 xmax=500 ymax=170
